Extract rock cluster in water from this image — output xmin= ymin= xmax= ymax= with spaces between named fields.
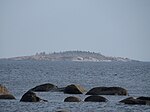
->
xmin=0 ymin=83 xmax=150 ymax=111
xmin=120 ymin=96 xmax=150 ymax=105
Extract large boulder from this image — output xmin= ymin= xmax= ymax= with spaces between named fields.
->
xmin=64 ymin=84 xmax=86 ymax=94
xmin=0 ymin=84 xmax=10 ymax=95
xmin=120 ymin=97 xmax=150 ymax=105
xmin=30 ymin=83 xmax=58 ymax=92
xmin=20 ymin=91 xmax=47 ymax=102
xmin=64 ymin=96 xmax=81 ymax=102
xmin=0 ymin=84 xmax=16 ymax=100
xmin=86 ymin=87 xmax=127 ymax=95
xmin=84 ymin=95 xmax=107 ymax=102
xmin=0 ymin=94 xmax=15 ymax=100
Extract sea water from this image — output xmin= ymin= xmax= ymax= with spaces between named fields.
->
xmin=0 ymin=60 xmax=150 ymax=112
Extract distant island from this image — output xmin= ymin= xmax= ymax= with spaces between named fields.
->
xmin=4 ymin=51 xmax=137 ymax=62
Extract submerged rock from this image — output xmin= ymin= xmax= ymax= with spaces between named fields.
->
xmin=57 ymin=87 xmax=65 ymax=92
xmin=120 ymin=97 xmax=150 ymax=105
xmin=84 ymin=95 xmax=107 ymax=102
xmin=136 ymin=96 xmax=150 ymax=101
xmin=86 ymin=87 xmax=127 ymax=95
xmin=64 ymin=84 xmax=86 ymax=94
xmin=20 ymin=91 xmax=47 ymax=102
xmin=64 ymin=96 xmax=81 ymax=102
xmin=30 ymin=83 xmax=58 ymax=92
xmin=56 ymin=109 xmax=70 ymax=112
xmin=0 ymin=94 xmax=15 ymax=100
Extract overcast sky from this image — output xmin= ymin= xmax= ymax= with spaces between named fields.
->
xmin=0 ymin=0 xmax=150 ymax=61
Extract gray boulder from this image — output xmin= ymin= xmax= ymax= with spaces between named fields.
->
xmin=84 ymin=95 xmax=107 ymax=102
xmin=86 ymin=87 xmax=127 ymax=95
xmin=20 ymin=91 xmax=47 ymax=102
xmin=30 ymin=83 xmax=58 ymax=92
xmin=64 ymin=84 xmax=86 ymax=94
xmin=64 ymin=96 xmax=81 ymax=102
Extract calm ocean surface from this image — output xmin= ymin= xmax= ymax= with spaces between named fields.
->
xmin=0 ymin=60 xmax=150 ymax=112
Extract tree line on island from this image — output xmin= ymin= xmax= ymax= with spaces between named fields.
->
xmin=8 ymin=51 xmax=136 ymax=62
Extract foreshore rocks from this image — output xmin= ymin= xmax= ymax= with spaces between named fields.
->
xmin=64 ymin=84 xmax=86 ymax=94
xmin=1 ymin=83 xmax=149 ymax=106
xmin=20 ymin=91 xmax=47 ymax=102
xmin=84 ymin=95 xmax=107 ymax=102
xmin=86 ymin=87 xmax=128 ymax=95
xmin=30 ymin=83 xmax=58 ymax=92
xmin=64 ymin=96 xmax=81 ymax=102
xmin=0 ymin=84 xmax=15 ymax=100
xmin=120 ymin=96 xmax=150 ymax=105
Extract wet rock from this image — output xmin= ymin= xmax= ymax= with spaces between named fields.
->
xmin=57 ymin=87 xmax=66 ymax=92
xmin=0 ymin=94 xmax=15 ymax=100
xmin=120 ymin=97 xmax=150 ymax=105
xmin=86 ymin=87 xmax=127 ymax=95
xmin=30 ymin=83 xmax=58 ymax=92
xmin=0 ymin=84 xmax=10 ymax=95
xmin=120 ymin=97 xmax=136 ymax=104
xmin=20 ymin=91 xmax=47 ymax=102
xmin=64 ymin=84 xmax=86 ymax=94
xmin=136 ymin=96 xmax=150 ymax=101
xmin=56 ymin=109 xmax=70 ymax=112
xmin=64 ymin=96 xmax=81 ymax=102
xmin=84 ymin=95 xmax=107 ymax=102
